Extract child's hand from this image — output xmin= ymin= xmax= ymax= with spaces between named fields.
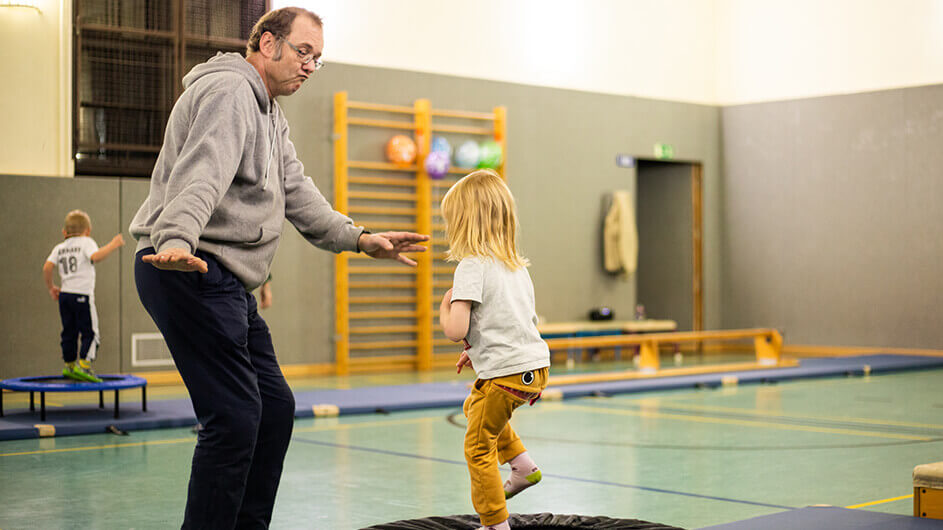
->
xmin=456 ymin=350 xmax=473 ymax=374
xmin=48 ymin=286 xmax=60 ymax=301
xmin=111 ymin=234 xmax=125 ymax=247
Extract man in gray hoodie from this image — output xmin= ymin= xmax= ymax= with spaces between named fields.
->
xmin=130 ymin=7 xmax=428 ymax=528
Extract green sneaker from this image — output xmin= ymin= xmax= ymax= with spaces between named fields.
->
xmin=72 ymin=360 xmax=102 ymax=383
xmin=63 ymin=362 xmax=76 ymax=379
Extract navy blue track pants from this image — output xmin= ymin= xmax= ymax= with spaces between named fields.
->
xmin=135 ymin=249 xmax=295 ymax=529
xmin=58 ymin=292 xmax=99 ymax=363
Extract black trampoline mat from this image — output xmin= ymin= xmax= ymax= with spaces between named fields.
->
xmin=364 ymin=512 xmax=685 ymax=529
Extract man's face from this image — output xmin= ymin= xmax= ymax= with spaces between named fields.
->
xmin=269 ymin=17 xmax=323 ymax=97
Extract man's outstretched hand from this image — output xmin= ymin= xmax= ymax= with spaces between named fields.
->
xmin=359 ymin=231 xmax=430 ymax=266
xmin=142 ymin=247 xmax=208 ymax=273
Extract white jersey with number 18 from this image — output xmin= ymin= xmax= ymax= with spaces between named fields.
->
xmin=46 ymin=236 xmax=99 ymax=295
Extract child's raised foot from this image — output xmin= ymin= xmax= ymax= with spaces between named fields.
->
xmin=504 ymin=469 xmax=541 ymax=499
xmin=503 ymin=451 xmax=541 ymax=499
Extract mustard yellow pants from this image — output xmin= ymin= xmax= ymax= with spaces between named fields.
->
xmin=463 ymin=367 xmax=549 ymax=526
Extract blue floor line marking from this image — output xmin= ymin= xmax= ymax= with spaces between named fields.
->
xmin=292 ymin=436 xmax=794 ymax=510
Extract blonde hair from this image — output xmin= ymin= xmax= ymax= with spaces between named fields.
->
xmin=64 ymin=210 xmax=91 ymax=237
xmin=440 ymin=169 xmax=528 ymax=270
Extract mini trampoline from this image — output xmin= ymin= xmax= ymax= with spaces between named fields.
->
xmin=364 ymin=513 xmax=683 ymax=529
xmin=0 ymin=374 xmax=147 ymax=421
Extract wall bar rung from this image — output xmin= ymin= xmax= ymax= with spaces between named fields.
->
xmin=349 ymin=340 xmax=419 ymax=350
xmin=349 ymin=161 xmax=418 ymax=172
xmin=349 ymin=176 xmax=418 ymax=187
xmin=350 ymin=296 xmax=417 ymax=304
xmin=348 ymin=101 xmax=415 ymax=114
xmin=350 ymin=281 xmax=417 ymax=289
xmin=349 ymin=310 xmax=418 ymax=319
xmin=349 ymin=117 xmax=416 ymax=130
xmin=430 ymin=108 xmax=495 ymax=120
xmin=352 ymin=223 xmax=419 ymax=233
xmin=349 ymin=267 xmax=419 ymax=275
xmin=350 ymin=325 xmax=419 ymax=334
xmin=348 ymin=206 xmax=416 ymax=216
xmin=447 ymin=166 xmax=477 ymax=174
xmin=430 ymin=124 xmax=493 ymax=135
xmin=350 ymin=191 xmax=418 ymax=202
xmin=349 ymin=354 xmax=415 ymax=363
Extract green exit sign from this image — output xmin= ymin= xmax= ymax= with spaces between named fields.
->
xmin=654 ymin=143 xmax=674 ymax=160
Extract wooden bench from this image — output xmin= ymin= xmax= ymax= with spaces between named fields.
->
xmin=538 ymin=319 xmax=678 ymax=337
xmin=914 ymin=462 xmax=943 ymax=519
xmin=538 ymin=319 xmax=678 ymax=364
xmin=544 ymin=328 xmax=783 ymax=373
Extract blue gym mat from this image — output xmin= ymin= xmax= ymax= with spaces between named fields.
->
xmin=2 ymin=354 xmax=942 ymax=440
xmin=700 ymin=506 xmax=943 ymax=529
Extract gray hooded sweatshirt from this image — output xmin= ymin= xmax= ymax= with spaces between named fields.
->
xmin=130 ymin=52 xmax=363 ymax=290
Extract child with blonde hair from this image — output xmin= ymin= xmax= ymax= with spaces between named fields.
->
xmin=439 ymin=169 xmax=550 ymax=530
xmin=43 ymin=210 xmax=124 ymax=382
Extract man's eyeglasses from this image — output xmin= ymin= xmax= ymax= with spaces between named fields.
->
xmin=284 ymin=40 xmax=323 ymax=70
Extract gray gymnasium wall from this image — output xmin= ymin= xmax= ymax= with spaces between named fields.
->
xmin=721 ymin=84 xmax=943 ymax=348
xmin=0 ymin=175 xmax=124 ymax=378
xmin=279 ymin=63 xmax=723 ymax=344
xmin=0 ymin=62 xmax=722 ymax=378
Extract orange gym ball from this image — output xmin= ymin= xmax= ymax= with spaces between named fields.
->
xmin=385 ymin=134 xmax=417 ymax=165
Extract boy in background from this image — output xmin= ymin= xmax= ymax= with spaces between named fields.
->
xmin=43 ymin=210 xmax=124 ymax=382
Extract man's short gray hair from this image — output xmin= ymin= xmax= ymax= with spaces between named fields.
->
xmin=246 ymin=7 xmax=322 ymax=57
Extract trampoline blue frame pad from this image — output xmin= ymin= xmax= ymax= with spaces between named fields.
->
xmin=0 ymin=375 xmax=148 ymax=431
xmin=1 ymin=375 xmax=147 ymax=392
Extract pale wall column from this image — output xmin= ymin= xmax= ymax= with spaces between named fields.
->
xmin=0 ymin=0 xmax=72 ymax=177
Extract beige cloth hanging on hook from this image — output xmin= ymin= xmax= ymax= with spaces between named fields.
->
xmin=603 ymin=190 xmax=638 ymax=278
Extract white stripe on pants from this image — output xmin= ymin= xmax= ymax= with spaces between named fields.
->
xmin=86 ymin=294 xmax=100 ymax=361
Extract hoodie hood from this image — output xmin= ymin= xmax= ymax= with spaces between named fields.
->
xmin=182 ymin=52 xmax=271 ymax=112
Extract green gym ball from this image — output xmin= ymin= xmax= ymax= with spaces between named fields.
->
xmin=477 ymin=140 xmax=502 ymax=169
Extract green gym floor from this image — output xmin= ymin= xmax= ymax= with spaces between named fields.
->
xmin=1 ymin=362 xmax=941 ymax=529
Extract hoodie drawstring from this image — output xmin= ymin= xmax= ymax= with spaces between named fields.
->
xmin=262 ymin=102 xmax=278 ymax=190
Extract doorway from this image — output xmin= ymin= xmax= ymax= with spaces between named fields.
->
xmin=635 ymin=160 xmax=702 ymax=331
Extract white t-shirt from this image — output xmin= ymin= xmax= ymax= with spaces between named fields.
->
xmin=46 ymin=236 xmax=98 ymax=295
xmin=451 ymin=256 xmax=550 ymax=380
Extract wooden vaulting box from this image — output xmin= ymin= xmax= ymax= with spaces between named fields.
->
xmin=914 ymin=462 xmax=943 ymax=519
